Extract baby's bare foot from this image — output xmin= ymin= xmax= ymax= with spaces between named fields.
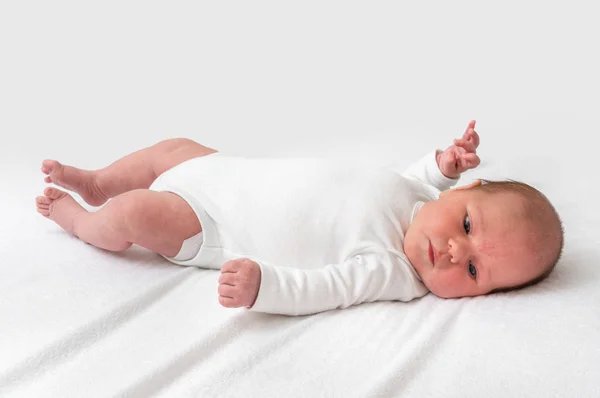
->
xmin=36 ymin=187 xmax=87 ymax=235
xmin=41 ymin=160 xmax=108 ymax=206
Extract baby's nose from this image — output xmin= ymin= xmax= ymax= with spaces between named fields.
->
xmin=448 ymin=238 xmax=470 ymax=264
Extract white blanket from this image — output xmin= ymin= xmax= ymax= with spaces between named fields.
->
xmin=2 ymin=150 xmax=599 ymax=397
xmin=1 ymin=1 xmax=599 ymax=397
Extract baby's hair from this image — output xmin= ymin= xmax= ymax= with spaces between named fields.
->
xmin=472 ymin=179 xmax=564 ymax=293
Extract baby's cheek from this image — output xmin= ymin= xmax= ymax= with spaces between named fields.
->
xmin=423 ymin=271 xmax=448 ymax=297
xmin=428 ymin=269 xmax=467 ymax=298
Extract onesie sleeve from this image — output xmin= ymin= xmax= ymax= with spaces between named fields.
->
xmin=399 ymin=150 xmax=458 ymax=192
xmin=248 ymin=247 xmax=428 ymax=316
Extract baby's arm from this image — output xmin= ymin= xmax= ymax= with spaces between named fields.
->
xmin=435 ymin=120 xmax=480 ymax=179
xmin=218 ymin=248 xmax=424 ymax=316
xmin=401 ymin=120 xmax=480 ymax=191
xmin=401 ymin=151 xmax=458 ymax=192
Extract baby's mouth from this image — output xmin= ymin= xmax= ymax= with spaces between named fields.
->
xmin=428 ymin=240 xmax=435 ymax=265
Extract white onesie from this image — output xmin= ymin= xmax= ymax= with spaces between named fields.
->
xmin=148 ymin=150 xmax=457 ymax=315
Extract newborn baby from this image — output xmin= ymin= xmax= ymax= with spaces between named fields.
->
xmin=36 ymin=121 xmax=563 ymax=315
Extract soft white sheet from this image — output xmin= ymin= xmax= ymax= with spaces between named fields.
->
xmin=2 ymin=1 xmax=599 ymax=397
xmin=2 ymin=143 xmax=599 ymax=397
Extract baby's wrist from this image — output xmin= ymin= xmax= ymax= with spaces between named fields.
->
xmin=435 ymin=150 xmax=443 ymax=169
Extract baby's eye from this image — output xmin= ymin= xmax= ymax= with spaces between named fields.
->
xmin=468 ymin=261 xmax=477 ymax=278
xmin=463 ymin=215 xmax=471 ymax=234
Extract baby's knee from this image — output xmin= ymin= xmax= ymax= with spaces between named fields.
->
xmin=158 ymin=138 xmax=199 ymax=152
xmin=109 ymin=189 xmax=198 ymax=243
xmin=103 ymin=190 xmax=153 ymax=235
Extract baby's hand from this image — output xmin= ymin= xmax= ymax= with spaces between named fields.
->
xmin=436 ymin=120 xmax=481 ymax=179
xmin=218 ymin=258 xmax=261 ymax=309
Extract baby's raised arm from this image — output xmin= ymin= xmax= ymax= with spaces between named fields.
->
xmin=435 ymin=120 xmax=481 ymax=179
xmin=401 ymin=120 xmax=481 ymax=191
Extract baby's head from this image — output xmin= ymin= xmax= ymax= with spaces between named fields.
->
xmin=404 ymin=179 xmax=564 ymax=298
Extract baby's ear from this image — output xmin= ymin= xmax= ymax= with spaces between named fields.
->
xmin=441 ymin=180 xmax=483 ymax=197
xmin=456 ymin=179 xmax=483 ymax=191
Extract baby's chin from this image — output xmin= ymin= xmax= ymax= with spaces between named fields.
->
xmin=428 ymin=287 xmax=462 ymax=299
xmin=421 ymin=277 xmax=468 ymax=299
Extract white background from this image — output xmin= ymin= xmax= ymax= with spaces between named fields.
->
xmin=1 ymin=2 xmax=600 ymax=396
xmin=2 ymin=1 xmax=598 ymax=171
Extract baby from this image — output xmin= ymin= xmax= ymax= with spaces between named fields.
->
xmin=36 ymin=121 xmax=564 ymax=315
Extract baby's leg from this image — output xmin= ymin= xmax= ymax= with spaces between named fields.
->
xmin=36 ymin=187 xmax=201 ymax=256
xmin=41 ymin=138 xmax=217 ymax=207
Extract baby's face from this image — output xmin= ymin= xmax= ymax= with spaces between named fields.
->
xmin=404 ymin=186 xmax=542 ymax=298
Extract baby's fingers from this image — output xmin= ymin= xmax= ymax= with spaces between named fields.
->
xmin=218 ymin=283 xmax=237 ymax=298
xmin=459 ymin=153 xmax=481 ymax=170
xmin=219 ymin=296 xmax=241 ymax=308
xmin=453 ymin=138 xmax=477 ymax=154
xmin=219 ymin=272 xmax=237 ymax=286
xmin=463 ymin=120 xmax=476 ymax=135
xmin=464 ymin=128 xmax=480 ymax=148
xmin=448 ymin=148 xmax=460 ymax=170
xmin=221 ymin=258 xmax=249 ymax=273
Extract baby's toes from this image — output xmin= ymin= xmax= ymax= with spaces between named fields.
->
xmin=41 ymin=160 xmax=65 ymax=185
xmin=41 ymin=159 xmax=60 ymax=175
xmin=37 ymin=195 xmax=51 ymax=205
xmin=37 ymin=207 xmax=50 ymax=217
xmin=36 ymin=197 xmax=51 ymax=216
xmin=44 ymin=187 xmax=67 ymax=200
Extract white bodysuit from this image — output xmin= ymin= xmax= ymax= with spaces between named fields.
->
xmin=148 ymin=150 xmax=457 ymax=315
